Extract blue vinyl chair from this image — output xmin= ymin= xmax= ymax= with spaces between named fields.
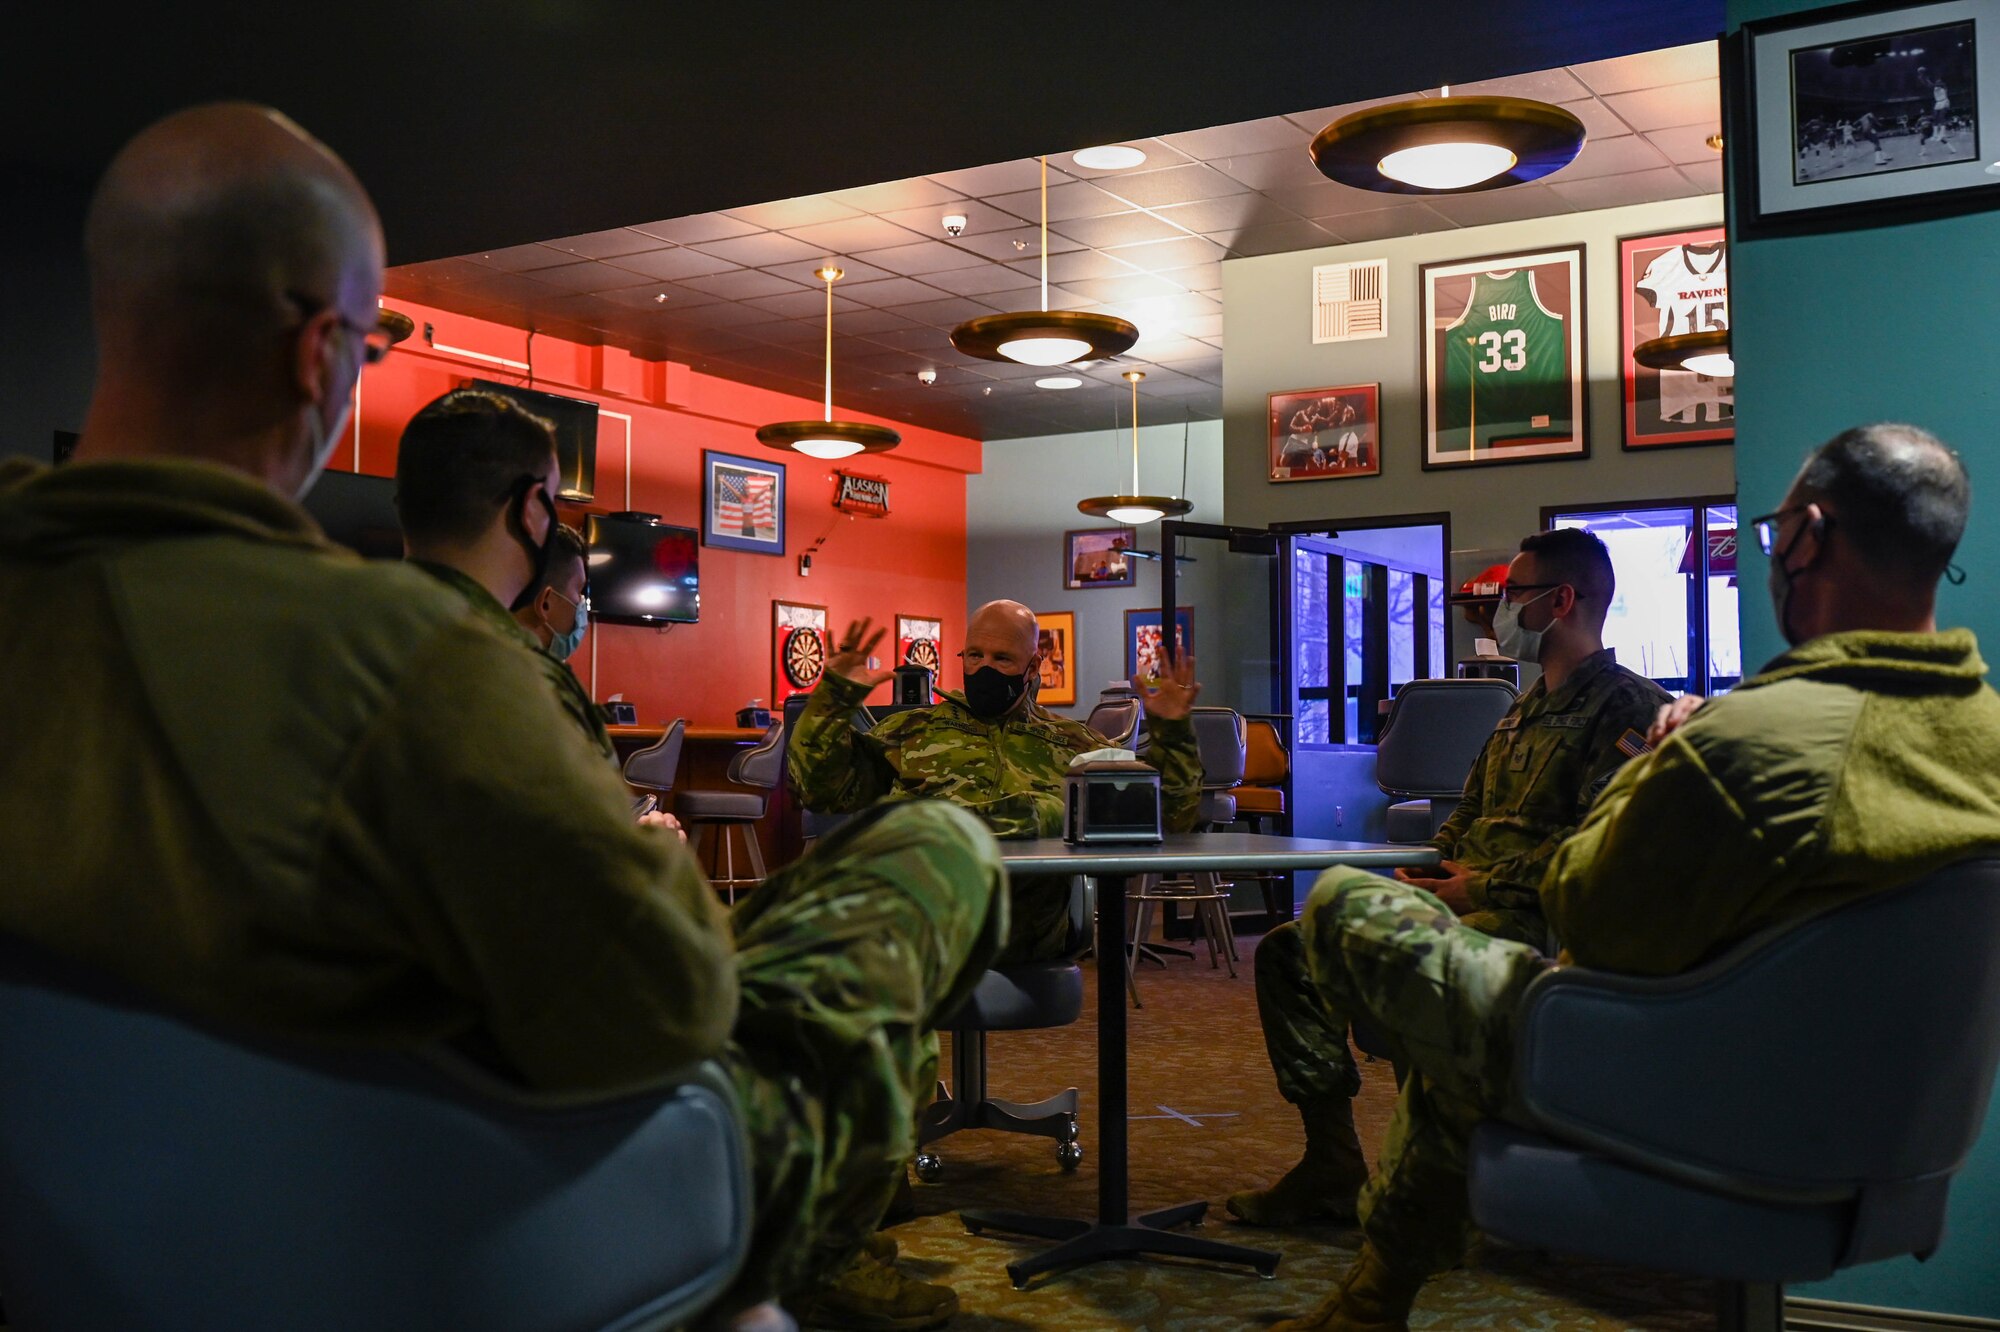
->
xmin=1467 ymin=857 xmax=2000 ymax=1332
xmin=0 ymin=932 xmax=753 ymax=1332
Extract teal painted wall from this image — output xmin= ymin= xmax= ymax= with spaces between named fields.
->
xmin=1729 ymin=1 xmax=2000 ymax=1318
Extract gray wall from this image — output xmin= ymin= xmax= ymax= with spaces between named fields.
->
xmin=1220 ymin=195 xmax=1737 ymax=665
xmin=2 ymin=167 xmax=95 ymax=463
xmin=967 ymin=420 xmax=1224 ymax=719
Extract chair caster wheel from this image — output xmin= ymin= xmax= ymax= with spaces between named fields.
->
xmin=913 ymin=1151 xmax=944 ymax=1183
xmin=1056 ymin=1141 xmax=1085 ymax=1172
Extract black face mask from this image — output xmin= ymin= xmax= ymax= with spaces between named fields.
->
xmin=506 ymin=480 xmax=559 ymax=612
xmin=963 ymin=665 xmax=1030 ymax=719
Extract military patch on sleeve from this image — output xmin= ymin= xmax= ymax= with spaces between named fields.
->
xmin=1615 ymin=729 xmax=1650 ymax=758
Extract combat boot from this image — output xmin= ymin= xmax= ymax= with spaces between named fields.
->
xmin=859 ymin=1231 xmax=898 ymax=1264
xmin=1269 ymin=1242 xmax=1424 ymax=1331
xmin=795 ymin=1251 xmax=958 ymax=1331
xmin=1225 ymin=1094 xmax=1368 ymax=1226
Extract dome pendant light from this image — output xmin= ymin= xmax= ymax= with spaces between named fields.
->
xmin=1634 ymin=327 xmax=1734 ymax=379
xmin=950 ymin=156 xmax=1139 ymax=365
xmin=1311 ymin=85 xmax=1585 ymax=194
xmin=757 ymin=266 xmax=900 ymax=460
xmin=1076 ymin=371 xmax=1193 ymax=525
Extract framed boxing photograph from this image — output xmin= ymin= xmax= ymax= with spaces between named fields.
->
xmin=1268 ymin=384 xmax=1381 ymax=482
xmin=1064 ymin=527 xmax=1138 ymax=590
xmin=773 ymin=600 xmax=828 ymax=704
xmin=1034 ymin=610 xmax=1078 ymax=707
xmin=1125 ymin=606 xmax=1193 ymax=682
xmin=1620 ymin=226 xmax=1734 ymax=450
xmin=703 ymin=450 xmax=786 ymax=555
xmin=1733 ymin=0 xmax=2000 ymax=237
xmin=1420 ymin=245 xmax=1588 ymax=470
xmin=895 ymin=614 xmax=943 ymax=675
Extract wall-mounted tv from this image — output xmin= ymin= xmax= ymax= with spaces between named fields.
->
xmin=586 ymin=513 xmax=699 ymax=625
xmin=470 ymin=378 xmax=598 ymax=502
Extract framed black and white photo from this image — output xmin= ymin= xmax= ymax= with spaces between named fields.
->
xmin=1734 ymin=0 xmax=2000 ymax=235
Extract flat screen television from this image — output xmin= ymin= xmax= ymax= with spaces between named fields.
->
xmin=586 ymin=513 xmax=699 ymax=625
xmin=303 ymin=470 xmax=404 ymax=560
xmin=470 ymin=378 xmax=598 ymax=502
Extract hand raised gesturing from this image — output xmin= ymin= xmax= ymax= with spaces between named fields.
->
xmin=828 ymin=617 xmax=895 ymax=690
xmin=1131 ymin=652 xmax=1201 ymax=722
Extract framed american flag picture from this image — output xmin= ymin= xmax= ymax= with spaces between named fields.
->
xmin=702 ymin=450 xmax=786 ymax=555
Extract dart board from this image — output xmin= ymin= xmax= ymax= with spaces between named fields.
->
xmin=783 ymin=626 xmax=826 ymax=688
xmin=906 ymin=637 xmax=941 ymax=673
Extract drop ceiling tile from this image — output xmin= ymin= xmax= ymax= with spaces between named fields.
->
xmin=1161 ymin=115 xmax=1309 ymax=160
xmin=1208 ymin=146 xmax=1326 ymax=191
xmin=1130 ymin=335 xmax=1218 ymax=364
xmin=969 ymin=285 xmax=1092 ymax=313
xmin=1449 ymin=68 xmax=1593 ymax=102
xmin=782 ymin=214 xmax=931 ymax=254
xmin=1097 ymin=162 xmax=1255 ymax=208
xmin=1157 ymin=263 xmax=1222 ymax=293
xmin=1678 ymin=160 xmax=1726 ymax=194
xmin=1569 ymin=42 xmax=1718 ymax=97
xmin=1557 ymin=97 xmax=1636 ymax=141
xmin=1551 ymin=132 xmax=1673 ymax=180
xmin=1260 ymin=181 xmax=1368 ymax=220
xmin=879 ymin=200 xmax=1027 ymax=239
xmin=1019 ymin=249 xmax=1143 ymax=283
xmin=444 ymin=270 xmax=570 ymax=305
xmin=659 ymin=302 xmax=781 ymax=329
xmin=990 ymin=180 xmax=1136 ymax=223
xmin=918 ymin=264 xmax=1040 ymax=296
xmin=739 ymin=288 xmax=864 ymax=318
xmin=467 ymin=242 xmax=576 ymax=273
xmin=595 ymin=281 xmax=724 ymax=311
xmin=1322 ymin=203 xmax=1454 ymax=243
xmin=692 ymin=231 xmax=833 ymax=267
xmin=1062 ymin=273 xmax=1190 ymax=304
xmin=1602 ymin=80 xmax=1721 ymax=133
xmin=1099 ymin=290 xmax=1224 ymax=323
xmin=838 ymin=276 xmax=955 ymax=308
xmin=859 ymin=238 xmax=998 ymax=274
xmin=1222 ymin=218 xmax=1341 ymax=256
xmin=825 ymin=176 xmax=968 ymax=213
xmin=1153 ymin=196 xmax=1303 ymax=234
xmin=392 ymin=256 xmax=500 ymax=288
xmin=720 ymin=195 xmax=864 ymax=230
xmin=1106 ymin=235 xmax=1228 ymax=272
xmin=515 ymin=261 xmax=646 ymax=294
xmin=864 ymin=326 xmax=964 ymax=353
xmin=759 ymin=255 xmax=896 ymax=287
xmin=605 ymin=246 xmax=742 ymax=282
xmin=1549 ymin=165 xmax=1701 ymax=210
xmin=1646 ymin=123 xmax=1728 ymax=166
xmin=1050 ymin=211 xmax=1189 ymax=249
xmin=1283 ymin=92 xmax=1435 ymax=133
xmin=926 ymin=159 xmax=1075 ymax=196
xmin=671 ymin=328 xmax=772 ymax=355
xmin=680 ymin=268 xmax=814 ymax=300
xmin=890 ymin=296 xmax=998 ymax=327
xmin=1418 ymin=184 xmax=1573 ymax=229
xmin=959 ymin=358 xmax=1055 ymax=381
xmin=1178 ymin=313 xmax=1225 ymax=339
xmin=539 ymin=228 xmax=676 ymax=261
xmin=951 ymin=226 xmax=1085 ymax=262
xmin=837 ymin=308 xmax=926 ymax=335
xmin=629 ymin=213 xmax=765 ymax=245
xmin=739 ymin=318 xmax=830 ymax=345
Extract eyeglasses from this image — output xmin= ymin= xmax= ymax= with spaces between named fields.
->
xmin=1500 ymin=582 xmax=1563 ymax=602
xmin=285 ymin=291 xmax=396 ymax=365
xmin=1748 ymin=506 xmax=1817 ymax=555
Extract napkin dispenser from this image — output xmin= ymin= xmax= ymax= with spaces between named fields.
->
xmin=1063 ymin=757 xmax=1163 ymax=845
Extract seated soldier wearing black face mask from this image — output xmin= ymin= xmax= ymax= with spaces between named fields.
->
xmin=789 ymin=599 xmax=1205 ymax=962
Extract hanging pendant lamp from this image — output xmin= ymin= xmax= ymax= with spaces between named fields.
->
xmin=950 ymin=156 xmax=1138 ymax=366
xmin=757 ymin=265 xmax=900 ymax=461
xmin=1310 ymin=86 xmax=1585 ymax=194
xmin=1076 ymin=371 xmax=1193 ymax=525
xmin=1634 ymin=328 xmax=1734 ymax=378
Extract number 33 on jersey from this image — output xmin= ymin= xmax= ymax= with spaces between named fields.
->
xmin=1428 ymin=252 xmax=1584 ymax=463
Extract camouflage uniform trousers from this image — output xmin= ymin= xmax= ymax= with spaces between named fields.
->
xmin=716 ymin=800 xmax=1007 ymax=1309
xmin=1297 ymin=868 xmax=1552 ymax=1278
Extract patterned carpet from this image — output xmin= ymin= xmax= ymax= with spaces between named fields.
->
xmin=884 ymin=929 xmax=1715 ymax=1331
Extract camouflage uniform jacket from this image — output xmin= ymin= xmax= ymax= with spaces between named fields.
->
xmin=412 ymin=559 xmax=617 ymax=767
xmin=788 ymin=671 xmax=1204 ymax=837
xmin=1434 ymin=649 xmax=1668 ymax=936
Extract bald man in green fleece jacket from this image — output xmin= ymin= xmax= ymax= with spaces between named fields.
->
xmin=1269 ymin=423 xmax=2000 ymax=1332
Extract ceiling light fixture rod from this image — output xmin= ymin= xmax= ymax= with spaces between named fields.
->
xmin=1130 ymin=371 xmax=1144 ymax=494
xmin=820 ymin=265 xmax=840 ymax=422
xmin=1040 ymin=155 xmax=1050 ymax=313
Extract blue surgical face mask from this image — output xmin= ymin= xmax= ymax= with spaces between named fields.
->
xmin=545 ymin=589 xmax=587 ymax=661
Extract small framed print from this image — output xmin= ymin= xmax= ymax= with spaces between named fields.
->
xmin=1268 ymin=384 xmax=1381 ymax=481
xmin=1125 ymin=606 xmax=1193 ymax=681
xmin=1620 ymin=226 xmax=1734 ymax=450
xmin=773 ymin=600 xmax=827 ymax=703
xmin=896 ymin=614 xmax=943 ymax=675
xmin=703 ymin=450 xmax=785 ymax=555
xmin=1734 ymin=0 xmax=2000 ymax=237
xmin=1034 ymin=610 xmax=1077 ymax=707
xmin=1064 ymin=527 xmax=1138 ymax=590
xmin=1421 ymin=246 xmax=1588 ymax=470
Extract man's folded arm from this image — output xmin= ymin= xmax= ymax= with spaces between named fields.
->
xmin=328 ymin=620 xmax=737 ymax=1094
xmin=786 ymin=672 xmax=895 ymax=814
xmin=1143 ymin=714 xmax=1205 ymax=833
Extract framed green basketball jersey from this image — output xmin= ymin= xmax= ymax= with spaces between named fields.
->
xmin=1422 ymin=245 xmax=1588 ymax=469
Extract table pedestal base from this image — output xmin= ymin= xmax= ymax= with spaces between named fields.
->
xmin=962 ymin=1202 xmax=1281 ymax=1288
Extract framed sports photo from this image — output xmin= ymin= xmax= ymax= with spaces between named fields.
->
xmin=773 ymin=600 xmax=827 ymax=703
xmin=1733 ymin=0 xmax=1999 ymax=237
xmin=1064 ymin=527 xmax=1138 ymax=590
xmin=703 ymin=450 xmax=785 ymax=555
xmin=895 ymin=614 xmax=943 ymax=675
xmin=1421 ymin=246 xmax=1587 ymax=470
xmin=1125 ymin=606 xmax=1193 ymax=681
xmin=1620 ymin=226 xmax=1734 ymax=450
xmin=1268 ymin=384 xmax=1381 ymax=482
xmin=1034 ymin=610 xmax=1078 ymax=707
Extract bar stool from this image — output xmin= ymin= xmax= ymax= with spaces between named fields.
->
xmin=1124 ymin=879 xmax=1236 ymax=1006
xmin=622 ymin=718 xmax=687 ymax=809
xmin=674 ymin=722 xmax=783 ymax=903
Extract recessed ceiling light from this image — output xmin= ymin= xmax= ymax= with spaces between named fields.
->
xmin=1036 ymin=376 xmax=1084 ymax=390
xmin=1073 ymin=144 xmax=1148 ymax=171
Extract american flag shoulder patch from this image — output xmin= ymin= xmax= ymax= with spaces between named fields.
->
xmin=1615 ymin=729 xmax=1650 ymax=759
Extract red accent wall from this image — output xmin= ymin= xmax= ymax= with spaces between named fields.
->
xmin=346 ymin=299 xmax=980 ymax=726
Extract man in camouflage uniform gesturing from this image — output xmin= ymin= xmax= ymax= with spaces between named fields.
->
xmin=789 ymin=599 xmax=1206 ymax=963
xmin=1230 ymin=528 xmax=1666 ymax=1231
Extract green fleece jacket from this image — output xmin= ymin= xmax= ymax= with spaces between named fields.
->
xmin=1545 ymin=629 xmax=2000 ymax=976
xmin=0 ymin=458 xmax=733 ymax=1093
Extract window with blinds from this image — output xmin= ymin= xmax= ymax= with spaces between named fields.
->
xmin=1311 ymin=259 xmax=1387 ymax=344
